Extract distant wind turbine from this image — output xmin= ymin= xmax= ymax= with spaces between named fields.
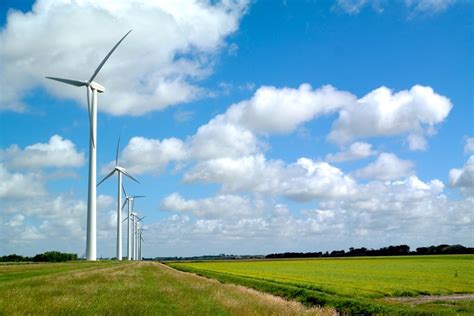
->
xmin=133 ymin=214 xmax=145 ymax=260
xmin=122 ymin=186 xmax=145 ymax=261
xmin=138 ymin=227 xmax=145 ymax=261
xmin=46 ymin=30 xmax=132 ymax=261
xmin=98 ymin=137 xmax=139 ymax=260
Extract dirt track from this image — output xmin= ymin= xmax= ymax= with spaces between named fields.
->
xmin=385 ymin=294 xmax=474 ymax=305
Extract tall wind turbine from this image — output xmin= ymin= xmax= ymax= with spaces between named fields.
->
xmin=122 ymin=186 xmax=145 ymax=260
xmin=98 ymin=138 xmax=139 ymax=260
xmin=46 ymin=30 xmax=132 ymax=261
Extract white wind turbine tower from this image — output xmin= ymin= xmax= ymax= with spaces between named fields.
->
xmin=131 ymin=212 xmax=138 ymax=260
xmin=46 ymin=30 xmax=132 ymax=261
xmin=122 ymin=187 xmax=145 ymax=261
xmin=98 ymin=138 xmax=139 ymax=260
xmin=138 ymin=227 xmax=146 ymax=260
xmin=133 ymin=214 xmax=145 ymax=260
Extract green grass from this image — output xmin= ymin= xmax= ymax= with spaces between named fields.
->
xmin=0 ymin=261 xmax=333 ymax=315
xmin=168 ymin=255 xmax=474 ymax=314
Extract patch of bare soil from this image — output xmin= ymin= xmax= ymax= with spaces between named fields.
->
xmin=385 ymin=294 xmax=474 ymax=305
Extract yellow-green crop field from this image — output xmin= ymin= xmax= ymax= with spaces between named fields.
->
xmin=168 ymin=255 xmax=474 ymax=314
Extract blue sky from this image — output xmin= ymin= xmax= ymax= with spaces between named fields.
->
xmin=0 ymin=0 xmax=472 ymax=258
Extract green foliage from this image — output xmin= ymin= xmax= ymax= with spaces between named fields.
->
xmin=169 ymin=255 xmax=474 ymax=315
xmin=0 ymin=251 xmax=77 ymax=263
xmin=32 ymin=251 xmax=77 ymax=262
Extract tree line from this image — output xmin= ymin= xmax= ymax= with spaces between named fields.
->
xmin=0 ymin=251 xmax=77 ymax=263
xmin=266 ymin=244 xmax=474 ymax=259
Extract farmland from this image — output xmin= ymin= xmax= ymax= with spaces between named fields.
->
xmin=168 ymin=255 xmax=474 ymax=314
xmin=0 ymin=261 xmax=333 ymax=315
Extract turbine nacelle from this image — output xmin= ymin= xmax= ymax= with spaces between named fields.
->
xmin=89 ymin=81 xmax=105 ymax=93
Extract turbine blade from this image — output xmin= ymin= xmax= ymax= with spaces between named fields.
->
xmin=131 ymin=195 xmax=145 ymax=199
xmin=122 ymin=183 xmax=127 ymax=197
xmin=121 ymin=199 xmax=128 ymax=210
xmin=88 ymin=29 xmax=132 ymax=83
xmin=45 ymin=77 xmax=86 ymax=87
xmin=115 ymin=136 xmax=121 ymax=166
xmin=87 ymin=86 xmax=95 ymax=148
xmin=137 ymin=216 xmax=146 ymax=222
xmin=97 ymin=169 xmax=116 ymax=187
xmin=122 ymin=216 xmax=128 ymax=223
xmin=122 ymin=169 xmax=140 ymax=184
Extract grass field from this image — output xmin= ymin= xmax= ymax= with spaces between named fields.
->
xmin=0 ymin=261 xmax=334 ymax=315
xmin=168 ymin=255 xmax=474 ymax=314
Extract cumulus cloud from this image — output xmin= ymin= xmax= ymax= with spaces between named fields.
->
xmin=0 ymin=164 xmax=46 ymax=198
xmin=464 ymin=137 xmax=474 ymax=153
xmin=184 ymin=155 xmax=357 ymax=201
xmin=354 ymin=153 xmax=414 ymax=180
xmin=111 ymin=84 xmax=451 ymax=176
xmin=0 ymin=0 xmax=248 ymax=115
xmin=223 ymin=84 xmax=355 ymax=134
xmin=120 ymin=136 xmax=187 ymax=175
xmin=161 ymin=193 xmax=262 ymax=219
xmin=143 ymin=173 xmax=472 ymax=257
xmin=184 ymin=154 xmax=282 ymax=193
xmin=189 ymin=119 xmax=261 ymax=160
xmin=449 ymin=156 xmax=474 ymax=196
xmin=1 ymin=192 xmax=117 ymax=255
xmin=328 ymin=85 xmax=452 ymax=149
xmin=282 ymin=158 xmax=358 ymax=201
xmin=325 ymin=142 xmax=376 ymax=162
xmin=1 ymin=135 xmax=84 ymax=169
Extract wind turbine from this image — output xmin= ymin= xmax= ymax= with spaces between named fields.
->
xmin=46 ymin=30 xmax=132 ymax=261
xmin=122 ymin=186 xmax=145 ymax=260
xmin=130 ymin=212 xmax=138 ymax=260
xmin=97 ymin=138 xmax=139 ymax=260
xmin=138 ymin=227 xmax=145 ymax=261
xmin=133 ymin=214 xmax=145 ymax=260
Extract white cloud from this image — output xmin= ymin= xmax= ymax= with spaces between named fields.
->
xmin=161 ymin=193 xmax=262 ymax=219
xmin=110 ymin=84 xmax=452 ymax=176
xmin=464 ymin=137 xmax=474 ymax=153
xmin=0 ymin=164 xmax=46 ymax=199
xmin=184 ymin=155 xmax=357 ymax=201
xmin=224 ymin=84 xmax=355 ymax=134
xmin=326 ymin=142 xmax=376 ymax=162
xmin=335 ymin=0 xmax=384 ymax=14
xmin=1 ymin=135 xmax=84 ymax=169
xmin=449 ymin=156 xmax=474 ymax=196
xmin=143 ymin=173 xmax=472 ymax=257
xmin=1 ymin=192 xmax=117 ymax=255
xmin=405 ymin=0 xmax=456 ymax=15
xmin=328 ymin=85 xmax=452 ymax=150
xmin=282 ymin=158 xmax=358 ymax=201
xmin=121 ymin=136 xmax=187 ymax=174
xmin=0 ymin=0 xmax=248 ymax=115
xmin=184 ymin=154 xmax=282 ymax=193
xmin=407 ymin=133 xmax=428 ymax=151
xmin=354 ymin=153 xmax=414 ymax=180
xmin=173 ymin=110 xmax=195 ymax=123
xmin=335 ymin=0 xmax=456 ymax=15
xmin=189 ymin=119 xmax=261 ymax=160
